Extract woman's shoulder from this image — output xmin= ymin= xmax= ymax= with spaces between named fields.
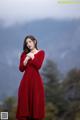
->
xmin=38 ymin=49 xmax=45 ymax=56
xmin=20 ymin=51 xmax=26 ymax=57
xmin=39 ymin=49 xmax=45 ymax=53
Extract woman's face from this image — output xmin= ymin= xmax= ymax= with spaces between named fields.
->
xmin=26 ymin=38 xmax=35 ymax=50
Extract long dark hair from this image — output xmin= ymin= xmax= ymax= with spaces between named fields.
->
xmin=23 ymin=35 xmax=39 ymax=54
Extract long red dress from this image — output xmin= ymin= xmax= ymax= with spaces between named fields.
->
xmin=16 ymin=50 xmax=46 ymax=119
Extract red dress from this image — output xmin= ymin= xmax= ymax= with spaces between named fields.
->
xmin=16 ymin=50 xmax=46 ymax=119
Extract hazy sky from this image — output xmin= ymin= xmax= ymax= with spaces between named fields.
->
xmin=0 ymin=0 xmax=80 ymax=26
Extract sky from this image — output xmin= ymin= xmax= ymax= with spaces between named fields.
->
xmin=0 ymin=0 xmax=80 ymax=27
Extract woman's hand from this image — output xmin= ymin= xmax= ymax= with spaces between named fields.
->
xmin=23 ymin=55 xmax=30 ymax=66
xmin=27 ymin=52 xmax=34 ymax=60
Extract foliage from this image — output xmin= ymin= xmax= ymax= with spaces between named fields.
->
xmin=1 ymin=59 xmax=80 ymax=120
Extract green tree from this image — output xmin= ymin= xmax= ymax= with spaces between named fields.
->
xmin=3 ymin=96 xmax=16 ymax=111
xmin=62 ymin=68 xmax=80 ymax=120
xmin=41 ymin=59 xmax=66 ymax=119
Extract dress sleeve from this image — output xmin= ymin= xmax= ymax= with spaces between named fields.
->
xmin=29 ymin=50 xmax=45 ymax=70
xmin=19 ymin=52 xmax=27 ymax=72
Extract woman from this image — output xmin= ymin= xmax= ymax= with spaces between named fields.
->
xmin=16 ymin=35 xmax=46 ymax=120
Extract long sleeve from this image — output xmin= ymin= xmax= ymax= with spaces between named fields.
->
xmin=29 ymin=50 xmax=45 ymax=70
xmin=19 ymin=52 xmax=27 ymax=72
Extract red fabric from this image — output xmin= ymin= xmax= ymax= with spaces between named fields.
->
xmin=16 ymin=50 xmax=46 ymax=120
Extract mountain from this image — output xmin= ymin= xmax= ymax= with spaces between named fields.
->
xmin=0 ymin=18 xmax=80 ymax=99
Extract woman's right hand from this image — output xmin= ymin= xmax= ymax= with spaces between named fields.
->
xmin=27 ymin=52 xmax=34 ymax=60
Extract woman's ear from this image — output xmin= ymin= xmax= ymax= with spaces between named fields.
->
xmin=34 ymin=40 xmax=37 ymax=44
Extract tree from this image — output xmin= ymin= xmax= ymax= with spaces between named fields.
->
xmin=63 ymin=68 xmax=80 ymax=101
xmin=3 ymin=96 xmax=16 ymax=111
xmin=62 ymin=68 xmax=80 ymax=120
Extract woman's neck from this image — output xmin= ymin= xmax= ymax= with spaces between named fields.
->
xmin=31 ymin=48 xmax=38 ymax=53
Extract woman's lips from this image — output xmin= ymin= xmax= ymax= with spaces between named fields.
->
xmin=28 ymin=46 xmax=32 ymax=49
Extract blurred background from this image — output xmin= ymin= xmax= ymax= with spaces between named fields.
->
xmin=0 ymin=0 xmax=80 ymax=119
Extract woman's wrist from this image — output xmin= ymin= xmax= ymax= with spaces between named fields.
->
xmin=27 ymin=55 xmax=31 ymax=60
xmin=23 ymin=56 xmax=30 ymax=66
